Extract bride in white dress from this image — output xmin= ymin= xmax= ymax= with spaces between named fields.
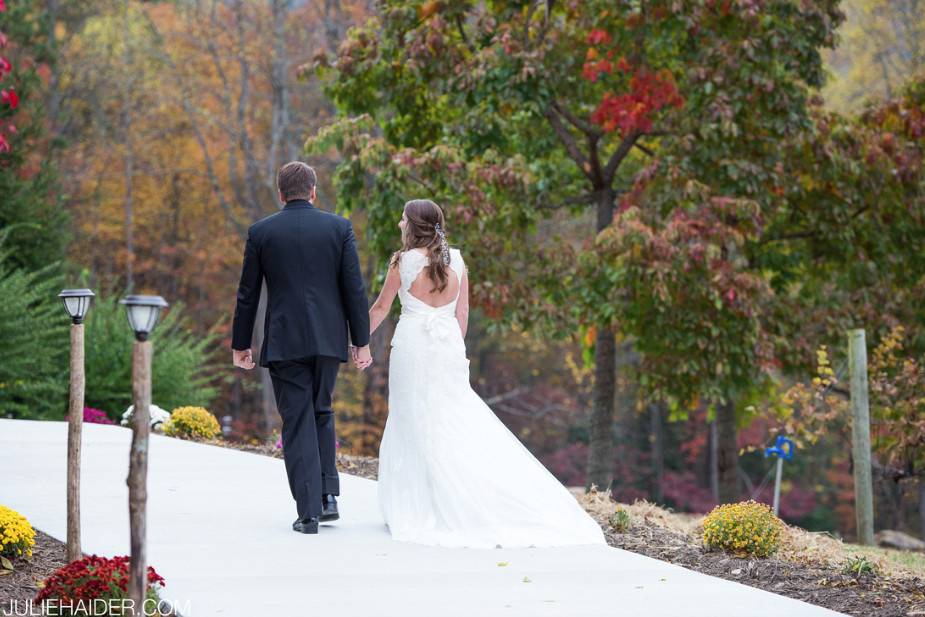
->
xmin=366 ymin=199 xmax=605 ymax=549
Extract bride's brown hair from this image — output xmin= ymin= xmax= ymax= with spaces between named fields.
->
xmin=390 ymin=199 xmax=451 ymax=293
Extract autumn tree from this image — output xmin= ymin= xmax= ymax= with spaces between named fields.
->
xmin=52 ymin=0 xmax=372 ymax=434
xmin=310 ymin=0 xmax=845 ymax=494
xmin=824 ymin=0 xmax=925 ymax=110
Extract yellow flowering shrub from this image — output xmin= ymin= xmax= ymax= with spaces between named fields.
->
xmin=0 ymin=504 xmax=36 ymax=560
xmin=702 ymin=500 xmax=783 ymax=558
xmin=163 ymin=406 xmax=221 ymax=440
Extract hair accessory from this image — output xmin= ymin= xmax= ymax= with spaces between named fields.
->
xmin=435 ymin=223 xmax=450 ymax=266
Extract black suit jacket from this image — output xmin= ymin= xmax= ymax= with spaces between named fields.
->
xmin=231 ymin=199 xmax=370 ymax=366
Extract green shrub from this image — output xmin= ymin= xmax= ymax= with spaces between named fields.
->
xmin=702 ymin=500 xmax=784 ymax=558
xmin=609 ymin=508 xmax=631 ymax=533
xmin=0 ymin=249 xmax=68 ymax=419
xmin=84 ymin=292 xmax=219 ymax=420
xmin=843 ymin=554 xmax=879 ymax=577
xmin=163 ymin=406 xmax=221 ymax=440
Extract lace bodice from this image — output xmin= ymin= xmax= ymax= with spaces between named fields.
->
xmin=397 ymin=248 xmax=465 ymax=314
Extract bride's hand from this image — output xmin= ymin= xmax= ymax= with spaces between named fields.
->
xmin=352 ymin=345 xmax=373 ymax=370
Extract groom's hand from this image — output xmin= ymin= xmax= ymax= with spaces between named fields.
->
xmin=232 ymin=348 xmax=256 ymax=370
xmin=352 ymin=345 xmax=373 ymax=371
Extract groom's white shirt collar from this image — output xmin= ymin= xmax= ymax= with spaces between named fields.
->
xmin=283 ymin=199 xmax=314 ymax=210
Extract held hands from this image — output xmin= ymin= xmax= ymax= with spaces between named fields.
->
xmin=351 ymin=345 xmax=373 ymax=371
xmin=232 ymin=348 xmax=256 ymax=370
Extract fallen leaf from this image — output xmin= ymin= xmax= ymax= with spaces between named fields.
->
xmin=523 ymin=576 xmax=532 ymax=583
xmin=497 ymin=561 xmax=509 ymax=567
xmin=0 ymin=556 xmax=13 ymax=570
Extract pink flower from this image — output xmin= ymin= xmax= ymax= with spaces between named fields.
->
xmin=67 ymin=407 xmax=115 ymax=425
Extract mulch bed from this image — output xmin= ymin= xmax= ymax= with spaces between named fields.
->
xmin=588 ymin=511 xmax=925 ymax=617
xmin=0 ymin=529 xmax=67 ymax=607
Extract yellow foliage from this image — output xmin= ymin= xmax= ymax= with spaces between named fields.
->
xmin=0 ymin=505 xmax=36 ymax=560
xmin=702 ymin=500 xmax=783 ymax=558
xmin=823 ymin=0 xmax=925 ymax=112
xmin=164 ymin=406 xmax=221 ymax=440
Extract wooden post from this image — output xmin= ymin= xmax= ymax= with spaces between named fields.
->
xmin=716 ymin=399 xmax=739 ymax=504
xmin=771 ymin=457 xmax=783 ymax=517
xmin=848 ymin=328 xmax=875 ymax=545
xmin=66 ymin=323 xmax=84 ymax=562
xmin=128 ymin=340 xmax=152 ymax=611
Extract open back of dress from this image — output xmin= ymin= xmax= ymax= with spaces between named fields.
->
xmin=404 ymin=249 xmax=460 ymax=309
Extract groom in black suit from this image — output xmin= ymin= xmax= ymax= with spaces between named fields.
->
xmin=231 ymin=161 xmax=371 ymax=534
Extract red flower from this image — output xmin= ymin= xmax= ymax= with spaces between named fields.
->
xmin=2 ymin=88 xmax=18 ymax=110
xmin=0 ymin=133 xmax=8 ymax=153
xmin=35 ymin=555 xmax=166 ymax=605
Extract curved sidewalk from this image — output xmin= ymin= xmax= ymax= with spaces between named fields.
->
xmin=0 ymin=419 xmax=845 ymax=617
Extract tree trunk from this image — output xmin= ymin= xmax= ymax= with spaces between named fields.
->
xmin=586 ymin=187 xmax=617 ymax=492
xmin=127 ymin=341 xmax=151 ymax=611
xmin=46 ymin=0 xmax=62 ymax=138
xmin=361 ymin=318 xmax=394 ymax=455
xmin=716 ymin=399 xmax=739 ymax=504
xmin=918 ymin=480 xmax=925 ymax=542
xmin=586 ymin=325 xmax=616 ymax=491
xmin=650 ymin=402 xmax=664 ymax=504
xmin=708 ymin=419 xmax=719 ymax=500
xmin=268 ymin=0 xmax=291 ymax=191
xmin=121 ymin=4 xmax=135 ymax=293
xmin=254 ymin=280 xmax=278 ymax=434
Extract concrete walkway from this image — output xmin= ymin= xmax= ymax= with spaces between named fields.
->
xmin=0 ymin=419 xmax=844 ymax=616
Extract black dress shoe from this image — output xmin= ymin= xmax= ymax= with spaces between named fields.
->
xmin=321 ymin=494 xmax=339 ymax=522
xmin=292 ymin=517 xmax=319 ymax=534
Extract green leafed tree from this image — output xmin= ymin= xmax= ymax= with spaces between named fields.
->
xmin=83 ymin=292 xmax=220 ymax=420
xmin=0 ymin=244 xmax=68 ymax=419
xmin=309 ymin=0 xmax=851 ymax=495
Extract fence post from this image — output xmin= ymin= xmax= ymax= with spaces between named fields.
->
xmin=848 ymin=328 xmax=875 ymax=545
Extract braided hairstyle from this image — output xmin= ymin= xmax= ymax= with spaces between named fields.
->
xmin=390 ymin=199 xmax=451 ymax=293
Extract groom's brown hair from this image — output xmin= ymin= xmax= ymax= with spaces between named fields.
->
xmin=277 ymin=162 xmax=317 ymax=201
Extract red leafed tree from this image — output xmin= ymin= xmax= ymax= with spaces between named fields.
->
xmin=0 ymin=0 xmax=16 ymax=153
xmin=315 ymin=0 xmax=845 ymax=495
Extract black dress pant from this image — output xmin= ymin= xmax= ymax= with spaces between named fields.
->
xmin=267 ymin=356 xmax=341 ymax=520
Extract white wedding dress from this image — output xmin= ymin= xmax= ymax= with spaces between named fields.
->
xmin=377 ymin=248 xmax=606 ymax=548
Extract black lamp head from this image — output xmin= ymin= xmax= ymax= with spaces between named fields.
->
xmin=58 ymin=289 xmax=95 ymax=324
xmin=119 ymin=295 xmax=169 ymax=341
